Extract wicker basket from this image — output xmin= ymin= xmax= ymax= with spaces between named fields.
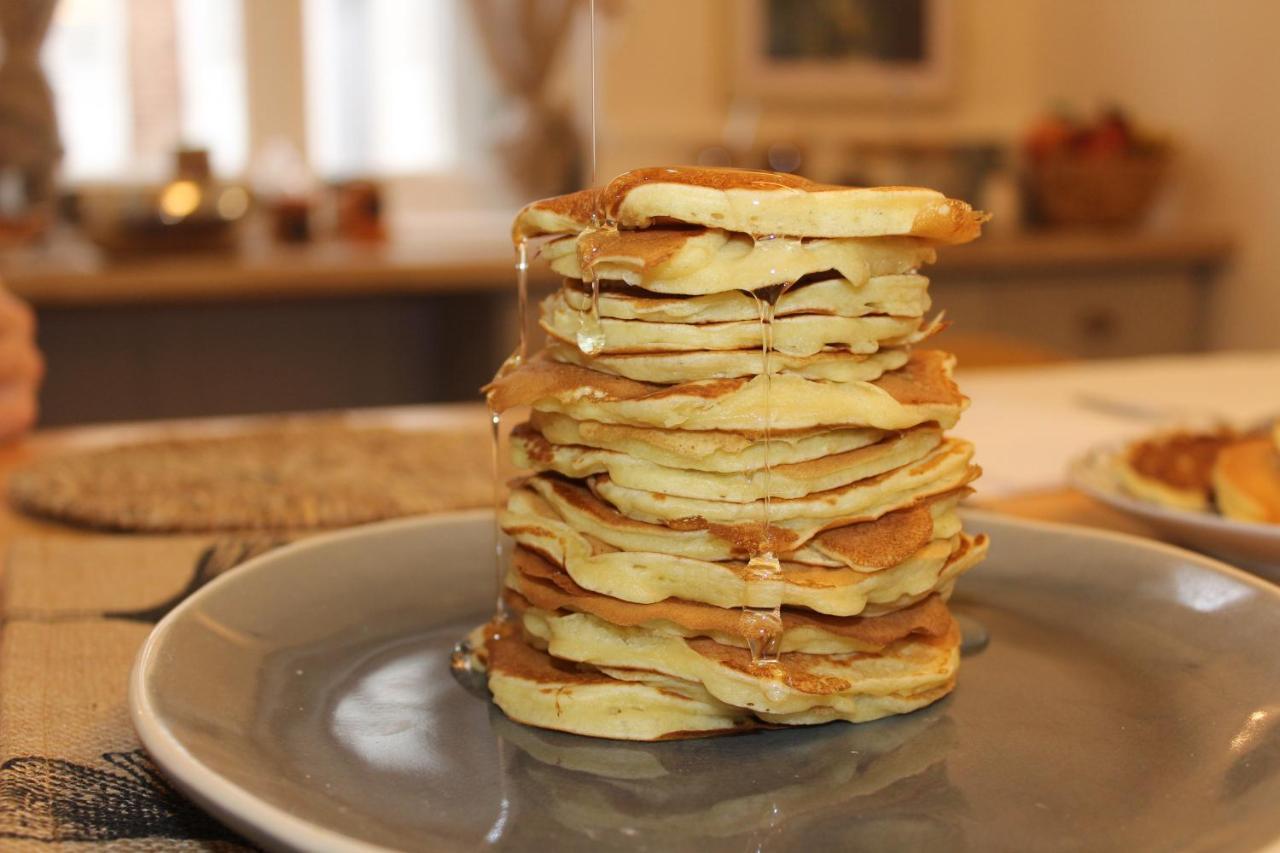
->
xmin=1026 ymin=150 xmax=1169 ymax=227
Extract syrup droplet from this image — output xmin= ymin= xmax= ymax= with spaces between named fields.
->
xmin=576 ymin=273 xmax=606 ymax=355
xmin=488 ymin=406 xmax=511 ymax=626
xmin=450 ymin=634 xmax=491 ymax=698
xmin=740 ymin=553 xmax=784 ymax=663
xmin=513 ymin=238 xmax=530 ymax=365
xmin=575 ymin=324 xmax=606 ymax=356
xmin=574 ymin=225 xmax=613 ymax=355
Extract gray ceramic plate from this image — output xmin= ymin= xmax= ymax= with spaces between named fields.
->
xmin=131 ymin=510 xmax=1280 ymax=853
xmin=1070 ymin=444 xmax=1280 ymax=579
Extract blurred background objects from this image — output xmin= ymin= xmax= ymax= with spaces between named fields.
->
xmin=0 ymin=0 xmax=1274 ymax=426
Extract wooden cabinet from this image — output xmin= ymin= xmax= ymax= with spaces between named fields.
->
xmin=931 ymin=231 xmax=1226 ymax=358
xmin=936 ymin=271 xmax=1205 ymax=358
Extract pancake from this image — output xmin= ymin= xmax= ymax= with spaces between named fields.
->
xmin=485 ymin=349 xmax=968 ymax=432
xmin=496 ymin=709 xmax=958 ymax=841
xmin=559 ymin=274 xmax=932 ymax=322
xmin=507 ymin=547 xmax=954 ymax=655
xmin=531 ymin=410 xmax=889 ymax=473
xmin=541 ymin=289 xmax=929 ymax=357
xmin=513 ymin=167 xmax=987 ymax=242
xmin=504 ymin=487 xmax=986 ymax=616
xmin=547 ymin=341 xmax=911 ymax=384
xmin=520 ymin=604 xmax=961 ymax=722
xmin=511 ymin=188 xmax=598 ymax=240
xmin=506 ymin=464 xmax=974 ymax=560
xmin=492 ymin=676 xmax=950 ymax=783
xmin=1116 ymin=428 xmax=1236 ymax=512
xmin=593 ymin=439 xmax=975 ymax=525
xmin=542 ymin=228 xmax=937 ymax=295
xmin=803 ymin=492 xmax=965 ymax=568
xmin=481 ymin=623 xmax=764 ymax=740
xmin=511 ymin=422 xmax=942 ymax=502
xmin=1213 ymin=437 xmax=1280 ymax=523
xmin=493 ymin=694 xmax=951 ymax=787
xmin=484 ymin=615 xmax=955 ymax=737
xmin=553 ymin=533 xmax=984 ymax=618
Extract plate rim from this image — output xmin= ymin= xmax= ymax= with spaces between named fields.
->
xmin=1068 ymin=442 xmax=1280 ymax=542
xmin=130 ymin=508 xmax=490 ymax=853
xmin=130 ymin=507 xmax=1280 ymax=852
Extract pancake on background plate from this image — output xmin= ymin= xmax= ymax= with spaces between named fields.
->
xmin=1213 ymin=434 xmax=1280 ymax=524
xmin=1114 ymin=423 xmax=1280 ymax=526
xmin=1115 ymin=428 xmax=1237 ymax=512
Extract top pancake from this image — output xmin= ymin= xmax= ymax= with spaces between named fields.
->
xmin=514 ymin=166 xmax=987 ymax=242
xmin=1116 ymin=428 xmax=1236 ymax=512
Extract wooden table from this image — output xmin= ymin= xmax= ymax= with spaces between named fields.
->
xmin=0 ymin=403 xmax=1155 ymax=549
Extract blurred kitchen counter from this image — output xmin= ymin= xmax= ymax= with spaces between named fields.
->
xmin=0 ymin=223 xmax=555 ymax=307
xmin=932 ymin=229 xmax=1232 ymax=358
xmin=0 ymin=226 xmax=1230 ymax=307
xmin=0 ymin=225 xmax=1233 ymax=426
xmin=938 ymin=229 xmax=1231 ymax=276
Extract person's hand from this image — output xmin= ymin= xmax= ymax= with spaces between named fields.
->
xmin=0 ymin=289 xmax=43 ymax=439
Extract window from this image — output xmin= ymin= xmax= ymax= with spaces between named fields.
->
xmin=43 ymin=0 xmax=246 ymax=181
xmin=41 ymin=0 xmax=469 ymax=185
xmin=303 ymin=0 xmax=460 ymax=180
xmin=174 ymin=0 xmax=248 ymax=177
xmin=43 ymin=0 xmax=132 ymax=181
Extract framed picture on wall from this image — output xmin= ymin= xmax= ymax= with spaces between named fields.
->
xmin=734 ymin=0 xmax=955 ymax=102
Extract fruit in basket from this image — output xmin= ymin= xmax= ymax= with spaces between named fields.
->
xmin=1023 ymin=106 xmax=1169 ymax=227
xmin=1024 ymin=112 xmax=1076 ymax=161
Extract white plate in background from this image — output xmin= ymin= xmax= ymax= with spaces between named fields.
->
xmin=1070 ymin=443 xmax=1280 ymax=579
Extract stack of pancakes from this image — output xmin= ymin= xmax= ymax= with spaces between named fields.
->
xmin=478 ymin=167 xmax=990 ymax=740
xmin=1119 ymin=423 xmax=1280 ymax=523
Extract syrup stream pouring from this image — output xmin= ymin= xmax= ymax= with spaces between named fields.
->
xmin=588 ymin=0 xmax=598 ymax=188
xmin=455 ymin=0 xmax=606 ymax=696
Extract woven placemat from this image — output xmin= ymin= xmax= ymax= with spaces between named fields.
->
xmin=8 ymin=425 xmax=492 ymax=532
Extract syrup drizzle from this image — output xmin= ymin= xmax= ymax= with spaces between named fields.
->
xmin=483 ymin=237 xmax=537 ymax=629
xmin=739 ymin=274 xmax=792 ymax=668
xmin=514 ymin=238 xmax=530 ymax=365
xmin=488 ymin=406 xmax=509 ymax=626
xmin=455 ymin=0 xmax=605 ymax=698
xmin=575 ymin=227 xmax=609 ymax=355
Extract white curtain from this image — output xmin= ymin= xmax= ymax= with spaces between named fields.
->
xmin=468 ymin=0 xmax=580 ymax=197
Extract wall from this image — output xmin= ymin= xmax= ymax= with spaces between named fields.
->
xmin=593 ymin=0 xmax=1043 ymax=176
xmin=584 ymin=0 xmax=1279 ymax=351
xmin=1036 ymin=0 xmax=1280 ymax=350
